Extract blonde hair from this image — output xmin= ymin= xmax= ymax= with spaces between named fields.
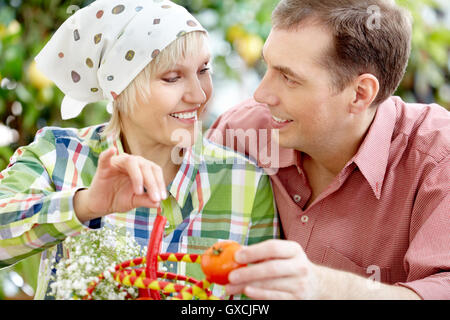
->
xmin=101 ymin=31 xmax=209 ymax=139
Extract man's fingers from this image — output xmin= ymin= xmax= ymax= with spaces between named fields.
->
xmin=228 ymin=258 xmax=304 ymax=285
xmin=226 ymin=281 xmax=294 ymax=299
xmin=235 ymin=239 xmax=302 ymax=264
xmin=225 ymin=283 xmax=246 ymax=296
xmin=227 ymin=275 xmax=306 ymax=296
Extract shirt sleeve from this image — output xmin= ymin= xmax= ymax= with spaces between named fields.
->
xmin=396 ymin=155 xmax=450 ymax=299
xmin=246 ymin=173 xmax=280 ymax=245
xmin=0 ymin=128 xmax=90 ymax=268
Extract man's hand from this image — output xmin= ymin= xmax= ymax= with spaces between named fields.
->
xmin=225 ymin=239 xmax=319 ymax=299
xmin=225 ymin=239 xmax=422 ymax=300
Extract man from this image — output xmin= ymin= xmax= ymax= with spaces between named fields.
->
xmin=207 ymin=0 xmax=449 ymax=299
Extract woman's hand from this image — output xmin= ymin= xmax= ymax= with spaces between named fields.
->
xmin=74 ymin=147 xmax=167 ymax=222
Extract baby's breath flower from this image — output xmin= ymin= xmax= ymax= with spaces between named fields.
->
xmin=49 ymin=226 xmax=143 ymax=300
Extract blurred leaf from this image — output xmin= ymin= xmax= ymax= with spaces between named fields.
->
xmin=2 ymin=44 xmax=24 ymax=79
xmin=0 ymin=145 xmax=13 ymax=170
xmin=22 ymin=102 xmax=40 ymax=131
xmin=15 ymin=83 xmax=33 ymax=103
xmin=10 ymin=254 xmax=41 ymax=292
xmin=0 ymin=6 xmax=15 ymax=26
xmin=0 ymin=0 xmax=449 ymax=300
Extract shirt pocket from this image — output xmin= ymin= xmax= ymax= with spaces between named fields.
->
xmin=321 ymin=247 xmax=391 ymax=283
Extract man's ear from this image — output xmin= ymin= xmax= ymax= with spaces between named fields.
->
xmin=349 ymin=73 xmax=379 ymax=114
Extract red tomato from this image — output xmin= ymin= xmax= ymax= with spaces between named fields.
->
xmin=201 ymin=240 xmax=246 ymax=285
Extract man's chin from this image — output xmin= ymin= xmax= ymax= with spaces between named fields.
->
xmin=274 ymin=131 xmax=295 ymax=149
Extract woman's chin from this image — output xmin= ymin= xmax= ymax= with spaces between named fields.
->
xmin=169 ymin=126 xmax=197 ymax=149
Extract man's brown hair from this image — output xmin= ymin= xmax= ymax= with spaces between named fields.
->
xmin=272 ymin=0 xmax=412 ymax=105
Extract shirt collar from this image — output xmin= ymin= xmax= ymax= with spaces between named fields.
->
xmin=264 ymin=98 xmax=397 ymax=199
xmin=167 ymin=124 xmax=203 ymax=208
xmin=352 ymin=98 xmax=397 ymax=199
xmin=253 ymin=130 xmax=298 ymax=170
xmin=100 ymin=128 xmax=125 ymax=155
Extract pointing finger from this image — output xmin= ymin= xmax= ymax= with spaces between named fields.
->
xmin=98 ymin=147 xmax=116 ymax=169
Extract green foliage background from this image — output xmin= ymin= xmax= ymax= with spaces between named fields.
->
xmin=0 ymin=0 xmax=449 ymax=299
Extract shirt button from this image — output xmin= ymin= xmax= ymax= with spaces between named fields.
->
xmin=293 ymin=194 xmax=302 ymax=203
xmin=301 ymin=215 xmax=309 ymax=223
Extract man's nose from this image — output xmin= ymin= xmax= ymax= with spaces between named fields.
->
xmin=253 ymin=73 xmax=279 ymax=106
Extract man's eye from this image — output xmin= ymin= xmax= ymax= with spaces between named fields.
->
xmin=199 ymin=67 xmax=210 ymax=74
xmin=282 ymin=74 xmax=297 ymax=85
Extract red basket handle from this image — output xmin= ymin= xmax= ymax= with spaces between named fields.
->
xmin=140 ymin=214 xmax=167 ymax=300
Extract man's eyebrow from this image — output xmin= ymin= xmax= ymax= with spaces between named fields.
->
xmin=262 ymin=51 xmax=305 ymax=82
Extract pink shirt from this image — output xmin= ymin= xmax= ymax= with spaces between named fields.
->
xmin=207 ymin=96 xmax=450 ymax=299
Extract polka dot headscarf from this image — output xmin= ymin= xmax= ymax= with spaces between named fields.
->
xmin=35 ymin=0 xmax=206 ymax=119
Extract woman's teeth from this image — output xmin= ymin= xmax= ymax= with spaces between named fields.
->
xmin=272 ymin=115 xmax=292 ymax=123
xmin=170 ymin=111 xmax=198 ymax=119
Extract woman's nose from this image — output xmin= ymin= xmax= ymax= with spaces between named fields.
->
xmin=184 ymin=77 xmax=207 ymax=105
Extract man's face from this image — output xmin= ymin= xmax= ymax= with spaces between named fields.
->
xmin=254 ymin=24 xmax=354 ymax=153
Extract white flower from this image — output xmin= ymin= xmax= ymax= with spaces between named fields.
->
xmin=49 ymin=226 xmax=143 ymax=300
xmin=0 ymin=123 xmax=19 ymax=146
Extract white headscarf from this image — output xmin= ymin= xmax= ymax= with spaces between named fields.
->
xmin=35 ymin=0 xmax=206 ymax=119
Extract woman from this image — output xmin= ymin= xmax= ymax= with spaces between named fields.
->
xmin=0 ymin=0 xmax=278 ymax=299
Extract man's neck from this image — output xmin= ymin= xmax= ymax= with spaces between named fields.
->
xmin=302 ymin=135 xmax=361 ymax=177
xmin=300 ymin=107 xmax=377 ymax=208
xmin=302 ymin=106 xmax=378 ymax=176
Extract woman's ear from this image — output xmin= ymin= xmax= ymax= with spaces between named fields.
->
xmin=349 ymin=73 xmax=380 ymax=114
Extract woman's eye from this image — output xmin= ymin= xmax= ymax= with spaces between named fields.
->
xmin=163 ymin=76 xmax=180 ymax=83
xmin=199 ymin=67 xmax=210 ymax=74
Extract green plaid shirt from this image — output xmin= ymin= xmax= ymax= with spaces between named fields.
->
xmin=0 ymin=124 xmax=278 ymax=299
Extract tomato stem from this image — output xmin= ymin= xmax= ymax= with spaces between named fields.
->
xmin=213 ymin=247 xmax=223 ymax=256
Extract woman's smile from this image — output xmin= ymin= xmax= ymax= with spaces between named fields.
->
xmin=169 ymin=108 xmax=199 ymax=124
